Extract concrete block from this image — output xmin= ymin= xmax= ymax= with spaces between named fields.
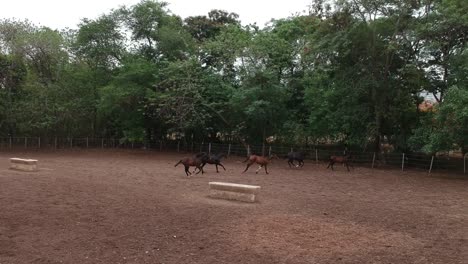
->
xmin=10 ymin=158 xmax=38 ymax=172
xmin=209 ymin=182 xmax=261 ymax=203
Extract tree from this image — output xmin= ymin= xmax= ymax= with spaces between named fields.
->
xmin=0 ymin=53 xmax=26 ymax=136
xmin=416 ymin=0 xmax=468 ymax=102
xmin=411 ymin=87 xmax=468 ymax=154
xmin=98 ymin=58 xmax=157 ymax=142
xmin=184 ymin=9 xmax=240 ymax=42
xmin=118 ymin=0 xmax=193 ymax=61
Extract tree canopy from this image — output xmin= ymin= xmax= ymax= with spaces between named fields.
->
xmin=0 ymin=0 xmax=466 ymax=154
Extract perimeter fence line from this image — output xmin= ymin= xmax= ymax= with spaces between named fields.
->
xmin=0 ymin=137 xmax=466 ymax=175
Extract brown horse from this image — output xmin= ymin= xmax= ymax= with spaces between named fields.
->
xmin=242 ymin=154 xmax=278 ymax=174
xmin=327 ymin=155 xmax=353 ymax=171
xmin=174 ymin=155 xmax=205 ymax=176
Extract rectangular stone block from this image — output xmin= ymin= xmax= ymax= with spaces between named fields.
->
xmin=10 ymin=158 xmax=38 ymax=172
xmin=209 ymin=182 xmax=261 ymax=203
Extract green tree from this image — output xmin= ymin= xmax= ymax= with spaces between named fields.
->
xmin=412 ymin=87 xmax=468 ymax=154
xmin=184 ymin=9 xmax=240 ymax=42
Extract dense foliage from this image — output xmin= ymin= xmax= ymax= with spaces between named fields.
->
xmin=0 ymin=0 xmax=467 ymax=154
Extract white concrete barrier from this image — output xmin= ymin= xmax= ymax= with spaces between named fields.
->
xmin=10 ymin=158 xmax=38 ymax=172
xmin=209 ymin=182 xmax=261 ymax=203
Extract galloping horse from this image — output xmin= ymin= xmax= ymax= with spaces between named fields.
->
xmin=242 ymin=154 xmax=278 ymax=174
xmin=198 ymin=153 xmax=227 ymax=173
xmin=327 ymin=155 xmax=353 ymax=171
xmin=175 ymin=153 xmax=207 ymax=176
xmin=286 ymin=151 xmax=306 ymax=168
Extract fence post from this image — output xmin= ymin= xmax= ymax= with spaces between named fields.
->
xmin=372 ymin=152 xmax=376 ymax=169
xmin=38 ymin=137 xmax=41 ymax=149
xmin=54 ymin=137 xmax=57 ymax=149
xmin=86 ymin=137 xmax=89 ymax=148
xmin=9 ymin=137 xmax=12 ymax=149
xmin=208 ymin=143 xmax=212 ymax=155
xmin=463 ymin=153 xmax=467 ymax=174
xmin=401 ymin=153 xmax=405 ymax=171
xmin=70 ymin=138 xmax=73 ymax=148
xmin=228 ymin=144 xmax=231 ymax=156
xmin=315 ymin=149 xmax=318 ymax=165
xmin=428 ymin=156 xmax=434 ymax=174
xmin=247 ymin=145 xmax=250 ymax=156
xmin=131 ymin=142 xmax=134 ymax=149
xmin=262 ymin=143 xmax=265 ymax=156
xmin=290 ymin=147 xmax=293 ymax=153
xmin=112 ymin=138 xmax=115 ymax=148
xmin=269 ymin=146 xmax=272 ymax=156
xmin=25 ymin=137 xmax=27 ymax=148
xmin=101 ymin=138 xmax=104 ymax=148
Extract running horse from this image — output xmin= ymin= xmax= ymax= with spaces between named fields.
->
xmin=242 ymin=154 xmax=278 ymax=174
xmin=327 ymin=155 xmax=353 ymax=171
xmin=286 ymin=151 xmax=306 ymax=168
xmin=197 ymin=152 xmax=228 ymax=173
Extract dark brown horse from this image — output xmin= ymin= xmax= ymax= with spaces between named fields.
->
xmin=286 ymin=151 xmax=306 ymax=168
xmin=174 ymin=154 xmax=206 ymax=176
xmin=327 ymin=155 xmax=353 ymax=171
xmin=242 ymin=154 xmax=278 ymax=174
xmin=199 ymin=153 xmax=227 ymax=173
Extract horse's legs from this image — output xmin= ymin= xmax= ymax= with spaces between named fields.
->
xmin=288 ymin=159 xmax=293 ymax=168
xmin=215 ymin=164 xmax=219 ymax=173
xmin=195 ymin=165 xmax=204 ymax=174
xmin=345 ymin=162 xmax=350 ymax=171
xmin=193 ymin=164 xmax=200 ymax=174
xmin=242 ymin=162 xmax=253 ymax=173
xmin=184 ymin=166 xmax=191 ymax=176
xmin=255 ymin=165 xmax=263 ymax=174
xmin=264 ymin=164 xmax=268 ymax=174
xmin=294 ymin=159 xmax=300 ymax=168
xmin=218 ymin=163 xmax=226 ymax=171
xmin=299 ymin=160 xmax=304 ymax=167
xmin=327 ymin=161 xmax=335 ymax=170
xmin=193 ymin=163 xmax=204 ymax=173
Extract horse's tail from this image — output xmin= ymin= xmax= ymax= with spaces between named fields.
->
xmin=174 ymin=160 xmax=182 ymax=167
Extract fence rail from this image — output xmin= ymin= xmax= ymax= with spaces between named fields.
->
xmin=0 ymin=137 xmax=466 ymax=175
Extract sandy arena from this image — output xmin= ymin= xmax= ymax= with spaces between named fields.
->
xmin=0 ymin=150 xmax=467 ymax=264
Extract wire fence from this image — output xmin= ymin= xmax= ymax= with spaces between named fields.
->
xmin=0 ymin=137 xmax=466 ymax=175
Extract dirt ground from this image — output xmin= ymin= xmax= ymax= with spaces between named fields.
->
xmin=0 ymin=150 xmax=467 ymax=264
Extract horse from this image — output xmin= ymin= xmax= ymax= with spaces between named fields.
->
xmin=199 ymin=153 xmax=227 ymax=173
xmin=327 ymin=155 xmax=353 ymax=171
xmin=174 ymin=153 xmax=206 ymax=176
xmin=242 ymin=154 xmax=278 ymax=174
xmin=286 ymin=151 xmax=306 ymax=168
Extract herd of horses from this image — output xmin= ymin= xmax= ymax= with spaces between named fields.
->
xmin=174 ymin=151 xmax=353 ymax=176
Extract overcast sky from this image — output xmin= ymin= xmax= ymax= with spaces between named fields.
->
xmin=0 ymin=0 xmax=312 ymax=29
